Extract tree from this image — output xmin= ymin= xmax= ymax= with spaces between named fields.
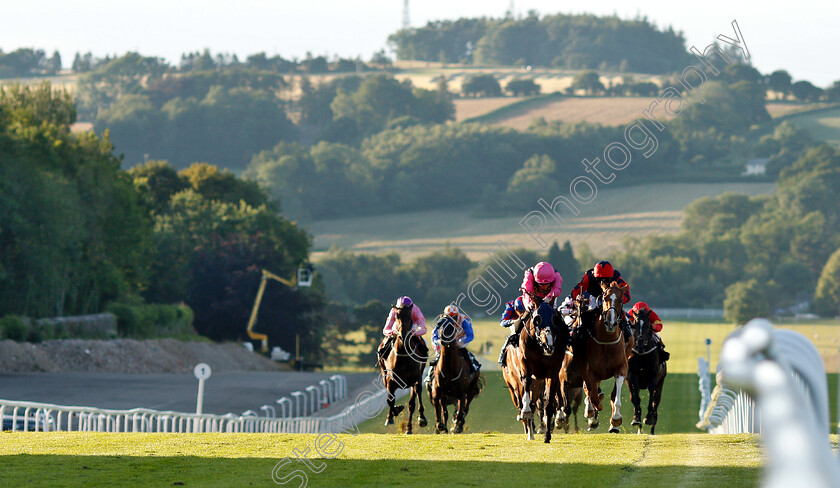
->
xmin=724 ymin=279 xmax=770 ymax=324
xmin=767 ymin=70 xmax=792 ymax=100
xmin=546 ymin=241 xmax=580 ymax=288
xmin=825 ymin=80 xmax=840 ymax=101
xmin=570 ymin=71 xmax=605 ymax=95
xmin=814 ymin=247 xmax=840 ymax=317
xmin=791 ymin=80 xmax=823 ymax=102
xmin=722 ymin=63 xmax=762 ymax=85
xmin=505 ymin=78 xmax=540 ymax=96
xmin=461 ymin=74 xmax=502 ymax=97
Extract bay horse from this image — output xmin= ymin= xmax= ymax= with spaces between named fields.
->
xmin=501 ymin=300 xmax=567 ymax=442
xmin=627 ymin=310 xmax=667 ymax=434
xmin=378 ymin=304 xmax=428 ymax=434
xmin=426 ymin=315 xmax=484 ymax=434
xmin=571 ymin=282 xmax=635 ymax=433
xmin=555 ymin=349 xmax=584 ymax=434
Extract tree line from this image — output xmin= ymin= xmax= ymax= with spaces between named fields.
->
xmin=388 ymin=13 xmax=693 ymax=73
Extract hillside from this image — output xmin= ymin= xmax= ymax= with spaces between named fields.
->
xmin=784 ymin=105 xmax=840 ymax=146
xmin=308 ymin=182 xmax=776 ymax=261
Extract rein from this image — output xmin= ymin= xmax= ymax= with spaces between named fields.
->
xmin=632 ymin=343 xmax=657 ymax=355
xmin=587 ymin=328 xmax=623 ymax=345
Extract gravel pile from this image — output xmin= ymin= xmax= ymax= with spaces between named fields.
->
xmin=0 ymin=339 xmax=283 ymax=374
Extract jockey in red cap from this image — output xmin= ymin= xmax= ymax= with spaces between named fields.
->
xmin=558 ymin=260 xmax=631 ymax=343
xmin=627 ymin=301 xmax=669 ymax=361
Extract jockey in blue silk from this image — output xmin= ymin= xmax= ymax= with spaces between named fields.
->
xmin=426 ymin=305 xmax=480 ymax=383
xmin=497 ymin=295 xmax=527 ymax=366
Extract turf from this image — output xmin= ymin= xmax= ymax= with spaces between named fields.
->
xmin=0 ymin=432 xmax=765 ymax=488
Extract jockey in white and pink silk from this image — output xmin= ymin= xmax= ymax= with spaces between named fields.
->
xmin=383 ymin=296 xmax=427 ymax=337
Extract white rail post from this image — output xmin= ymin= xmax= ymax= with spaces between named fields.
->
xmin=260 ymin=405 xmax=276 ymax=418
xmin=194 ymin=363 xmax=212 ymax=415
xmin=306 ymin=385 xmax=321 ymax=413
xmin=291 ymin=391 xmax=306 ymax=417
xmin=319 ymin=380 xmax=333 ymax=405
xmin=276 ymin=397 xmax=292 ymax=418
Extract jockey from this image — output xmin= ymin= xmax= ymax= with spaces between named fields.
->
xmin=560 ymin=260 xmax=631 ymax=342
xmin=378 ymin=296 xmax=427 ymax=361
xmin=426 ymin=305 xmax=480 ymax=382
xmin=521 ymin=262 xmax=563 ymax=310
xmin=626 ymin=302 xmax=670 ymax=361
xmin=497 ymin=262 xmax=563 ymax=366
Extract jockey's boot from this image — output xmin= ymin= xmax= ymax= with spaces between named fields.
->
xmin=655 ymin=335 xmax=670 ymax=362
xmin=498 ymin=333 xmax=520 ymax=366
xmin=460 ymin=348 xmax=476 ymax=374
xmin=424 ymin=354 xmax=438 ymax=384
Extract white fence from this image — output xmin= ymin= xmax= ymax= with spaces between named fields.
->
xmin=0 ymin=387 xmax=393 ymax=434
xmin=276 ymin=374 xmax=348 ymax=418
xmin=656 ymin=308 xmax=725 ymax=319
xmin=697 ymin=318 xmax=840 ymax=488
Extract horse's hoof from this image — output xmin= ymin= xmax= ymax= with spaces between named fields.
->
xmin=405 ymin=430 xmax=413 ymax=435
xmin=454 ymin=425 xmax=463 ymax=434
xmin=631 ymin=417 xmax=641 ymax=426
xmin=611 ymin=417 xmax=623 ymax=427
xmin=385 ymin=418 xmax=394 ymax=426
xmin=393 ymin=405 xmax=405 ymax=417
xmin=418 ymin=417 xmax=428 ymax=428
xmin=644 ymin=415 xmax=655 ymax=425
xmin=609 ymin=427 xmax=620 ymax=434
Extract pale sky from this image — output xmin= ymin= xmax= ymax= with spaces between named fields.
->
xmin=2 ymin=0 xmax=838 ymax=86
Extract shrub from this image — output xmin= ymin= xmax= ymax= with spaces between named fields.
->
xmin=0 ymin=315 xmax=28 ymax=342
xmin=107 ymin=301 xmax=195 ymax=338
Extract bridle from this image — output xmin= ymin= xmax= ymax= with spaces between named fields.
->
xmin=631 ymin=317 xmax=657 ymax=355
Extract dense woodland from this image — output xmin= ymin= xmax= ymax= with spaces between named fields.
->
xmin=388 ymin=13 xmax=693 ymax=72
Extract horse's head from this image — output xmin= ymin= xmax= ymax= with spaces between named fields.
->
xmin=631 ymin=311 xmax=654 ymax=351
xmin=435 ymin=315 xmax=458 ymax=347
xmin=599 ymin=281 xmax=628 ymax=334
xmin=528 ymin=301 xmax=557 ymax=356
xmin=393 ymin=304 xmax=414 ymax=342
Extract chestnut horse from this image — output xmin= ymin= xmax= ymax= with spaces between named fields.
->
xmin=627 ymin=310 xmax=667 ymax=434
xmin=426 ymin=315 xmax=484 ymax=434
xmin=378 ymin=305 xmax=428 ymax=434
xmin=570 ymin=282 xmax=634 ymax=433
xmin=502 ymin=301 xmax=567 ymax=442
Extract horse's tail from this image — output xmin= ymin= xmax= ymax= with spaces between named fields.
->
xmin=471 ymin=373 xmax=486 ymax=397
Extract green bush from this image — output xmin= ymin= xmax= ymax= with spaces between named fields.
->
xmin=0 ymin=315 xmax=28 ymax=342
xmin=723 ymin=280 xmax=771 ymax=325
xmin=106 ymin=301 xmax=195 ymax=338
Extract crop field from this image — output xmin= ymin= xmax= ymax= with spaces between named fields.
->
xmin=474 ymin=95 xmax=677 ymax=129
xmin=785 ymin=106 xmax=840 ymax=146
xmin=309 ymin=182 xmax=777 ymax=261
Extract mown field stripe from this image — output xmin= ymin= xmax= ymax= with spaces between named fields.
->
xmin=0 ymin=432 xmax=764 ymax=488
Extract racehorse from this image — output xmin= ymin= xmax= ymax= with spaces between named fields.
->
xmin=556 ymin=349 xmax=584 ymax=434
xmin=571 ymin=282 xmax=634 ymax=433
xmin=627 ymin=310 xmax=667 ymax=434
xmin=501 ymin=300 xmax=567 ymax=442
xmin=378 ymin=305 xmax=428 ymax=434
xmin=426 ymin=315 xmax=484 ymax=434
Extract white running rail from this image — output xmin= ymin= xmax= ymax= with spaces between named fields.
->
xmin=698 ymin=318 xmax=840 ymax=488
xmin=0 ymin=387 xmax=393 ymax=434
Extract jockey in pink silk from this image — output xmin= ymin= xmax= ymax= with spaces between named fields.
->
xmin=520 ymin=262 xmax=563 ymax=310
xmin=378 ymin=296 xmax=427 ymax=362
xmin=498 ymin=262 xmax=562 ymax=366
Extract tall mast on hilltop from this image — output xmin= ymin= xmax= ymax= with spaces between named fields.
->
xmin=402 ymin=0 xmax=410 ymax=29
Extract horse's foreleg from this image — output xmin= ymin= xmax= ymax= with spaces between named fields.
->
xmin=405 ymin=383 xmax=417 ymax=434
xmin=647 ymin=369 xmax=666 ymax=434
xmin=555 ymin=382 xmax=569 ymax=433
xmin=609 ymin=375 xmax=625 ymax=433
xmin=543 ymin=379 xmax=557 ymax=443
xmin=628 ymin=374 xmax=643 ymax=432
xmin=384 ymin=379 xmax=400 ymax=425
xmin=582 ymin=377 xmax=600 ymax=431
xmin=416 ymin=382 xmax=428 ymax=428
xmin=454 ymin=395 xmax=467 ymax=434
xmin=520 ymin=374 xmax=533 ymax=420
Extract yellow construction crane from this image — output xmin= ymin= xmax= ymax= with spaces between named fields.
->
xmin=246 ymin=266 xmax=314 ymax=353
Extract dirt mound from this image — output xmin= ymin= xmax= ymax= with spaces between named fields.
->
xmin=0 ymin=339 xmax=283 ymax=374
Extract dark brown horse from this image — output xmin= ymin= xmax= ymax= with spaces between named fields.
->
xmin=426 ymin=315 xmax=484 ymax=434
xmin=571 ymin=282 xmax=635 ymax=433
xmin=627 ymin=310 xmax=667 ymax=434
xmin=502 ymin=301 xmax=567 ymax=442
xmin=378 ymin=305 xmax=427 ymax=434
xmin=556 ymin=349 xmax=584 ymax=434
